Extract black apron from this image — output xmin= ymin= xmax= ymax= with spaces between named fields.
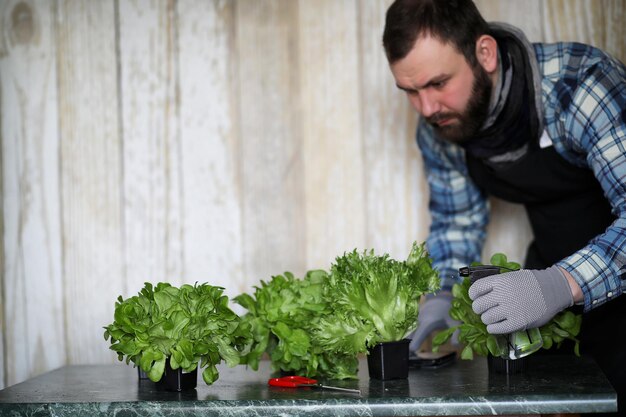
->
xmin=466 ymin=143 xmax=626 ymax=413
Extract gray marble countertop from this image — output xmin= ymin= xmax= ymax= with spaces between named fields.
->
xmin=0 ymin=354 xmax=617 ymax=416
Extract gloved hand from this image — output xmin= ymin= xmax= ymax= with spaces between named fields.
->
xmin=468 ymin=266 xmax=574 ymax=334
xmin=408 ymin=293 xmax=459 ymax=353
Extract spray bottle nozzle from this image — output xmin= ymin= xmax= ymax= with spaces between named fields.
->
xmin=459 ymin=265 xmax=508 ymax=283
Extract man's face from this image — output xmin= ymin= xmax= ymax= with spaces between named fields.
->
xmin=390 ymin=34 xmax=493 ymax=143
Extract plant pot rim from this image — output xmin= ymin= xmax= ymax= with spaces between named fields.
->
xmin=370 ymin=338 xmax=411 ymax=348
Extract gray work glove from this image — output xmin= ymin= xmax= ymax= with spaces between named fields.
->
xmin=468 ymin=266 xmax=574 ymax=334
xmin=408 ymin=294 xmax=460 ymax=353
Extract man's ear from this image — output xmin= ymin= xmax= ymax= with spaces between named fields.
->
xmin=475 ymin=34 xmax=498 ymax=73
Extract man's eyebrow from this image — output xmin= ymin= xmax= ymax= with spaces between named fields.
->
xmin=396 ymin=75 xmax=450 ymax=92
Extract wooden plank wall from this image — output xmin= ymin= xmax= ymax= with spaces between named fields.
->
xmin=0 ymin=0 xmax=624 ymax=389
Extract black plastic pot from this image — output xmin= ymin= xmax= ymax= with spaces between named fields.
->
xmin=367 ymin=339 xmax=410 ymax=380
xmin=137 ymin=368 xmax=149 ymax=380
xmin=157 ymin=358 xmax=198 ymax=391
xmin=136 ymin=359 xmax=198 ymax=391
xmin=487 ymin=354 xmax=529 ymax=375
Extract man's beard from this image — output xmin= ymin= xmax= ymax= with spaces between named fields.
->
xmin=426 ymin=65 xmax=493 ymax=144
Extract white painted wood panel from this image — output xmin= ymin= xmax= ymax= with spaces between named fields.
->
xmin=358 ymin=0 xmax=427 ymax=260
xmin=0 ymin=0 xmax=65 ymax=388
xmin=475 ymin=0 xmax=545 ymax=41
xmin=177 ymin=0 xmax=244 ymax=297
xmin=299 ymin=0 xmax=366 ymax=270
xmin=604 ymin=0 xmax=626 ymax=59
xmin=235 ymin=0 xmax=306 ymax=282
xmin=117 ymin=0 xmax=184 ymax=293
xmin=542 ymin=0 xmax=626 ymax=61
xmin=57 ymin=0 xmax=124 ymax=365
xmin=542 ymin=0 xmax=604 ymax=45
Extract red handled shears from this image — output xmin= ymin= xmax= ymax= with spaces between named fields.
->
xmin=268 ymin=376 xmax=361 ymax=394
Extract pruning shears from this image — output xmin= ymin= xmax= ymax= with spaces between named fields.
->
xmin=268 ymin=376 xmax=361 ymax=395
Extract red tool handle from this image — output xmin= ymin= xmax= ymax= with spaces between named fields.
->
xmin=268 ymin=376 xmax=318 ymax=387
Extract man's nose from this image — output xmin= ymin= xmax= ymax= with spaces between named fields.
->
xmin=416 ymin=91 xmax=439 ymax=118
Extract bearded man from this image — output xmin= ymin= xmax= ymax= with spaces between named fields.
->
xmin=383 ymin=0 xmax=626 ymax=413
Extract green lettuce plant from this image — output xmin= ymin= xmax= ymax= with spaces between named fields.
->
xmin=432 ymin=253 xmax=582 ymax=359
xmin=314 ymin=242 xmax=440 ymax=355
xmin=104 ymin=282 xmax=252 ymax=385
xmin=234 ymin=270 xmax=358 ymax=380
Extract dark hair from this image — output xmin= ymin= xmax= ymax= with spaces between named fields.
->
xmin=382 ymin=0 xmax=489 ymax=66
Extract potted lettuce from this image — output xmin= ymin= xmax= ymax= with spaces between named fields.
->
xmin=104 ymin=282 xmax=252 ymax=390
xmin=234 ymin=270 xmax=359 ymax=380
xmin=432 ymin=253 xmax=582 ymax=374
xmin=315 ymin=242 xmax=440 ymax=380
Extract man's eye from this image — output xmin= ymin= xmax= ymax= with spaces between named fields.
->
xmin=432 ymin=81 xmax=445 ymax=89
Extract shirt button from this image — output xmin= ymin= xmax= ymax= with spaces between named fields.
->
xmin=607 ymin=292 xmax=613 ymax=297
xmin=592 ymin=299 xmax=599 ymax=304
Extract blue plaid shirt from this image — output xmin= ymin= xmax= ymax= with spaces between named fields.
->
xmin=418 ymin=42 xmax=626 ymax=312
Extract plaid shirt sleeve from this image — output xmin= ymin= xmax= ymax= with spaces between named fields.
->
xmin=538 ymin=43 xmax=626 ymax=312
xmin=416 ymin=122 xmax=489 ymax=292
